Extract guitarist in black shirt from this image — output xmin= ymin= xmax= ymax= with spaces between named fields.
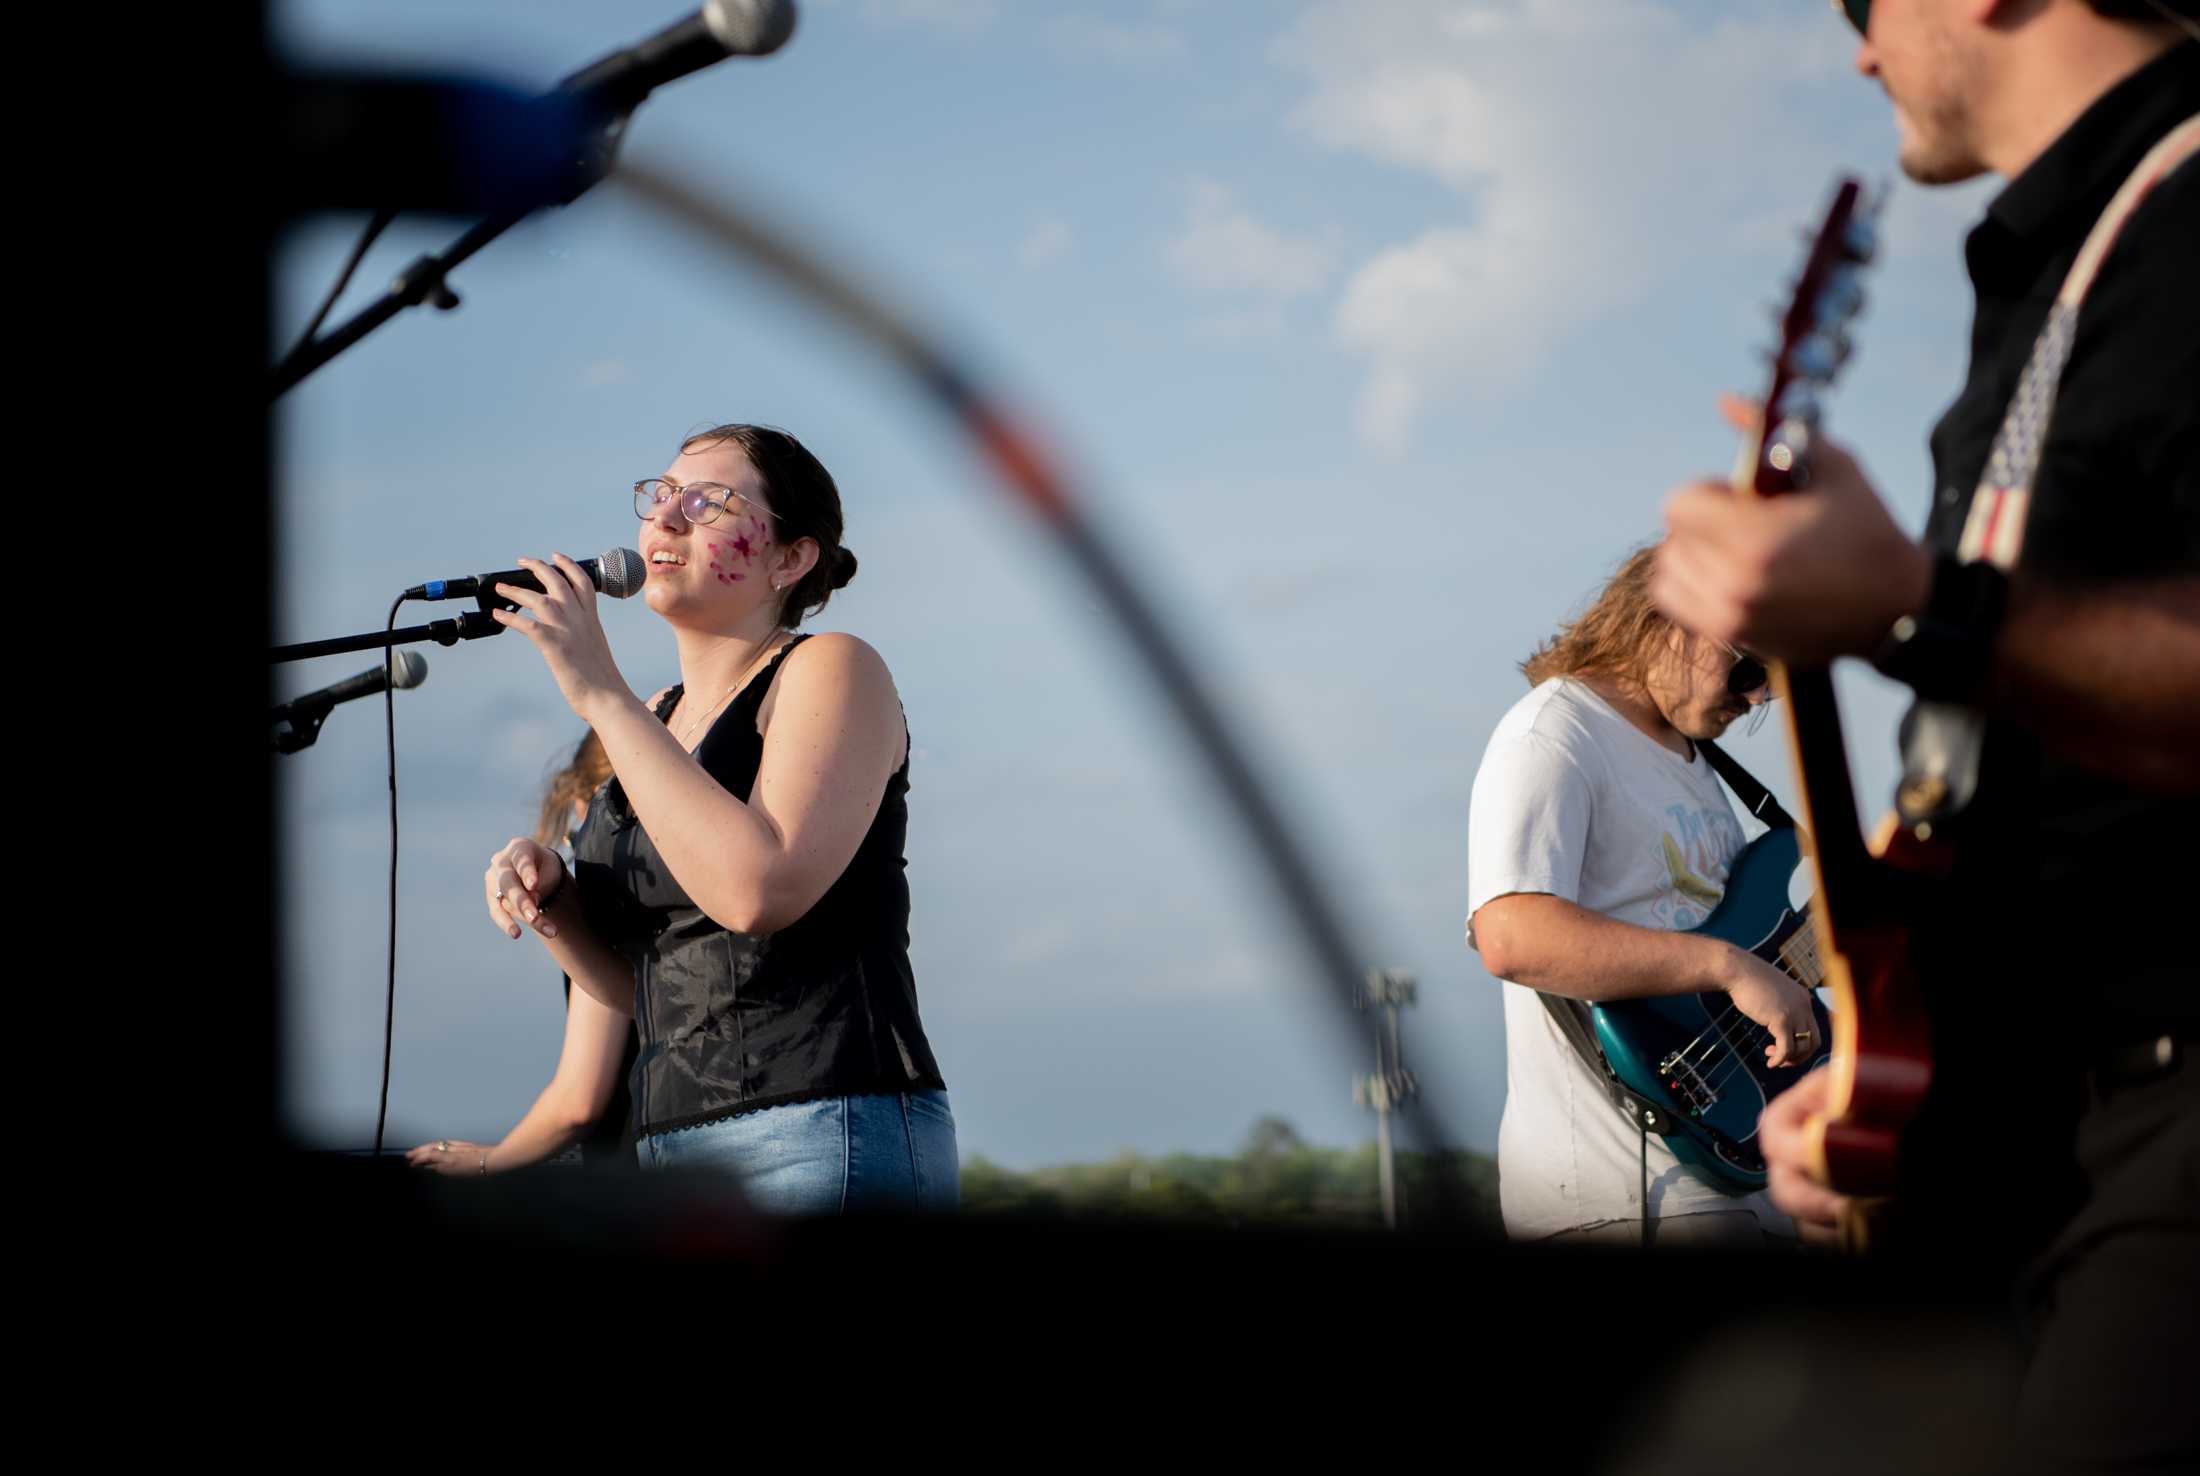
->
xmin=1651 ymin=2 xmax=2197 ymax=1467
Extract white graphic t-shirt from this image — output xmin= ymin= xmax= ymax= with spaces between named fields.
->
xmin=1466 ymin=677 xmax=1789 ymax=1240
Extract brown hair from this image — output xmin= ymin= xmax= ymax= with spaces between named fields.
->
xmin=535 ymin=730 xmax=613 ymax=846
xmin=1519 ymin=544 xmax=1677 ymax=690
xmin=679 ymin=423 xmax=856 ymax=627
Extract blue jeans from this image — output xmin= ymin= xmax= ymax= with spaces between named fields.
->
xmin=637 ymin=1090 xmax=960 ymax=1215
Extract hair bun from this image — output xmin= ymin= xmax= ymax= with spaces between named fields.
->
xmin=830 ymin=545 xmax=858 ymax=590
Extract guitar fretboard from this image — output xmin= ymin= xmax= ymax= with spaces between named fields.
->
xmin=1777 ymin=913 xmax=1825 ymax=990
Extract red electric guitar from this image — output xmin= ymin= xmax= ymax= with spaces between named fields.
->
xmin=1732 ymin=178 xmax=1940 ymax=1248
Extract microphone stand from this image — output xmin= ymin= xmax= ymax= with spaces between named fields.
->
xmin=269 ymin=596 xmax=506 ymax=665
xmin=271 ymin=688 xmax=409 ymax=755
xmin=269 ymin=115 xmax=629 ymax=402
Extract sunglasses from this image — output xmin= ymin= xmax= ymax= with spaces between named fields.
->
xmin=1834 ymin=0 xmax=1869 ymax=34
xmin=1722 ymin=643 xmax=1771 ymax=699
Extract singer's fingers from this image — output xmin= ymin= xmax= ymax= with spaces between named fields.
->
xmin=488 ymin=606 xmax=550 ymax=642
xmin=485 ymin=866 xmax=523 ymax=939
xmin=517 ymin=554 xmax=578 ymax=604
xmin=550 ymin=552 xmax=597 ymax=611
xmin=501 ymin=876 xmax=541 ymax=927
xmin=491 ymin=580 xmax=547 ymax=613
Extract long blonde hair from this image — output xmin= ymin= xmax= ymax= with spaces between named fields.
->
xmin=535 ymin=730 xmax=614 ymax=846
xmin=1519 ymin=544 xmax=1675 ymax=690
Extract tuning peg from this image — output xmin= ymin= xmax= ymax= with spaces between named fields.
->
xmin=1843 ymin=216 xmax=1878 ymax=263
xmin=1790 ymin=332 xmax=1839 ymax=381
xmin=1817 ymin=266 xmax=1864 ymax=323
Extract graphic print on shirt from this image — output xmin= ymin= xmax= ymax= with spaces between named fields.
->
xmin=1649 ymin=801 xmax=1744 ymax=929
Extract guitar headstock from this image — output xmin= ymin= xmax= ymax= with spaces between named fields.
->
xmin=1737 ymin=176 xmax=1882 ymax=498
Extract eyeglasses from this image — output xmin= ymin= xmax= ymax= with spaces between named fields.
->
xmin=633 ymin=477 xmax=777 ymax=528
xmin=1833 ymin=0 xmax=1869 ymax=35
xmin=1719 ymin=641 xmax=1771 ymax=699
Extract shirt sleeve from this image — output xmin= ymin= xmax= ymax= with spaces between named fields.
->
xmin=1466 ymin=729 xmax=1594 ymax=951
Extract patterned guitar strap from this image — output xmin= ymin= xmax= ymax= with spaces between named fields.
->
xmin=1896 ymin=112 xmax=2200 ymax=830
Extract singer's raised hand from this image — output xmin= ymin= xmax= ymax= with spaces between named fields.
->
xmin=492 ymin=553 xmax=630 ymax=721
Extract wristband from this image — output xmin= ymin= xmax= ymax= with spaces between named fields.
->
xmin=1868 ymin=552 xmax=2009 ymax=701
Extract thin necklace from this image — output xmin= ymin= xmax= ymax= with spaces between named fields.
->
xmin=674 ymin=628 xmax=786 ymax=747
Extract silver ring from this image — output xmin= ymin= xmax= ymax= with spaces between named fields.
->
xmin=437 ymin=1140 xmax=450 ymax=1153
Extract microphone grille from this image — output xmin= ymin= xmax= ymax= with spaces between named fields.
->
xmin=705 ymin=0 xmax=797 ymax=56
xmin=391 ymin=651 xmax=429 ymax=689
xmin=598 ymin=546 xmax=647 ymax=599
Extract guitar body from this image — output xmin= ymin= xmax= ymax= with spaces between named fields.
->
xmin=1590 ymin=827 xmax=1834 ymax=1195
xmin=1810 ymin=816 xmax=1937 ymax=1208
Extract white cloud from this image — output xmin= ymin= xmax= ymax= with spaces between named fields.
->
xmin=1165 ymin=179 xmax=1336 ymax=298
xmin=1018 ymin=217 xmax=1074 ymax=268
xmin=1274 ymin=0 xmax=1853 ymax=453
xmin=1048 ymin=17 xmax=1189 ymax=67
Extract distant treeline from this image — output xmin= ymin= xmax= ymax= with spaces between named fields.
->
xmin=960 ymin=1116 xmax=1501 ymax=1231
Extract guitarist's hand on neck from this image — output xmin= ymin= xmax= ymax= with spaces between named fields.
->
xmin=1653 ymin=395 xmax=2200 ymax=791
xmin=1651 ymin=396 xmax=1932 ymax=668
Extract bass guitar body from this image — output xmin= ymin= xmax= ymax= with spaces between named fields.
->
xmin=1591 ymin=827 xmax=1833 ymax=1196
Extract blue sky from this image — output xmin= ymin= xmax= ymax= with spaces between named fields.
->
xmin=273 ymin=0 xmax=1998 ymax=1167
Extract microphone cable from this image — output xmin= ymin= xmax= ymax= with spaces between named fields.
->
xmin=373 ymin=594 xmax=404 ymax=1157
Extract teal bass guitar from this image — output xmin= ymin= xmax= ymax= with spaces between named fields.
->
xmin=1588 ymin=827 xmax=1832 ymax=1195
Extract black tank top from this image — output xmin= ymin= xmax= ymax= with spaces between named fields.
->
xmin=568 ymin=635 xmax=945 ymax=1138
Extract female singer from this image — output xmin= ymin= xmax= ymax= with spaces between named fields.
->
xmin=475 ymin=423 xmax=956 ymax=1213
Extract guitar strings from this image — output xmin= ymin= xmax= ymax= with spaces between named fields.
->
xmin=1670 ymin=921 xmax=1823 ymax=1068
xmin=1667 ymin=932 xmax=1828 ymax=1100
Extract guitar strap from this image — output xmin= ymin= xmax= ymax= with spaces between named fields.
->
xmin=1534 ymin=740 xmax=1793 ymax=1239
xmin=1699 ymin=740 xmax=1796 ymax=832
xmin=1896 ymin=112 xmax=2200 ymax=831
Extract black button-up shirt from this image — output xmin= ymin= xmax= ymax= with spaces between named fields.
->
xmin=1917 ymin=41 xmax=2198 ymax=1035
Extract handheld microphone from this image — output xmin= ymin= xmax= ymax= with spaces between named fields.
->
xmin=272 ymin=652 xmax=429 ymax=754
xmin=559 ymin=0 xmax=799 ymax=113
xmin=406 ymin=547 xmax=647 ymax=603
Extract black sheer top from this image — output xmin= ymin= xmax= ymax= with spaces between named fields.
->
xmin=568 ymin=635 xmax=945 ymax=1139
